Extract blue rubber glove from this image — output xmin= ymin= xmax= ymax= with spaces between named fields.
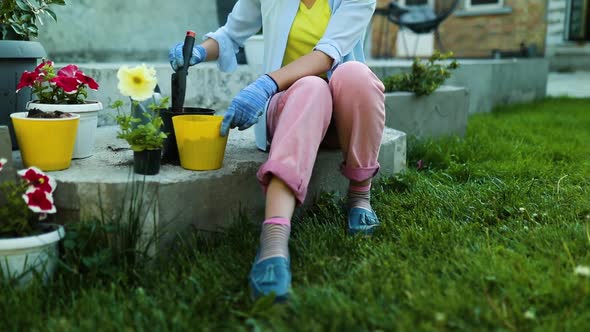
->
xmin=168 ymin=43 xmax=207 ymax=71
xmin=220 ymin=75 xmax=279 ymax=137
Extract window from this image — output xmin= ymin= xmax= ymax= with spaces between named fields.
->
xmin=405 ymin=0 xmax=429 ymax=5
xmin=400 ymin=0 xmax=434 ymax=7
xmin=566 ymin=0 xmax=590 ymax=41
xmin=465 ymin=0 xmax=504 ymax=10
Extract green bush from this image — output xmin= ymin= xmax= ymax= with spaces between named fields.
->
xmin=383 ymin=51 xmax=459 ymax=96
xmin=0 ymin=0 xmax=66 ymax=40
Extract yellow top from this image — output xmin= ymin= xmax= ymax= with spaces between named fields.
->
xmin=282 ymin=0 xmax=332 ymax=76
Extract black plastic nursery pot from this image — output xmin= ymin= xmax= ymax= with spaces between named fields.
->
xmin=133 ymin=149 xmax=162 ymax=175
xmin=0 ymin=40 xmax=46 ymax=150
xmin=161 ymin=107 xmax=215 ymax=164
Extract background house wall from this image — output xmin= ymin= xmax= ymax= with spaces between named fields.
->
xmin=546 ymin=0 xmax=568 ymax=46
xmin=545 ymin=0 xmax=590 ymax=70
xmin=372 ymin=0 xmax=548 ymax=58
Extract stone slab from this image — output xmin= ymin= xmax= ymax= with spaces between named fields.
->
xmin=547 ymin=45 xmax=590 ymax=72
xmin=79 ymin=58 xmax=549 ymax=127
xmin=372 ymin=58 xmax=549 ymax=114
xmin=547 ymin=71 xmax=590 ymax=98
xmin=488 ymin=59 xmax=549 ymax=108
xmin=0 ymin=126 xmax=15 ymax=183
xmin=12 ymin=126 xmax=406 ymax=244
xmin=384 ymin=86 xmax=469 ymax=139
xmin=374 ymin=58 xmax=549 ymax=113
xmin=451 ymin=59 xmax=548 ymax=113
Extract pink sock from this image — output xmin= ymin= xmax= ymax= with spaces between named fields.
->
xmin=258 ymin=217 xmax=291 ymax=262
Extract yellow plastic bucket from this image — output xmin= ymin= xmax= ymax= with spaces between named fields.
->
xmin=10 ymin=112 xmax=80 ymax=171
xmin=173 ymin=115 xmax=229 ymax=171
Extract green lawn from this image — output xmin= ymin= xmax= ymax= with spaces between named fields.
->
xmin=1 ymin=97 xmax=589 ymax=331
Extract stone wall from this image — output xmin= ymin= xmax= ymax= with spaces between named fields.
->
xmin=37 ymin=0 xmax=219 ymax=62
xmin=372 ymin=0 xmax=548 ymax=58
xmin=0 ymin=126 xmax=15 ymax=183
xmin=83 ymin=58 xmax=548 ymax=126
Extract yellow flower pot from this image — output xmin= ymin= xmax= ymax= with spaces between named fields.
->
xmin=172 ymin=115 xmax=229 ymax=171
xmin=10 ymin=112 xmax=80 ymax=171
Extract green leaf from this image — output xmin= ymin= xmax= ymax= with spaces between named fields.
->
xmin=26 ymin=25 xmax=38 ymax=34
xmin=11 ymin=24 xmax=25 ymax=36
xmin=15 ymin=0 xmax=30 ymax=11
xmin=45 ymin=8 xmax=57 ymax=22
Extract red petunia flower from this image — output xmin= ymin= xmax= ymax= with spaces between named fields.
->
xmin=0 ymin=158 xmax=6 ymax=172
xmin=16 ymin=71 xmax=40 ymax=92
xmin=51 ymin=76 xmax=80 ymax=94
xmin=75 ymin=71 xmax=99 ymax=90
xmin=18 ymin=167 xmax=57 ymax=194
xmin=16 ymin=60 xmax=99 ymax=104
xmin=57 ymin=64 xmax=79 ymax=78
xmin=22 ymin=187 xmax=56 ymax=214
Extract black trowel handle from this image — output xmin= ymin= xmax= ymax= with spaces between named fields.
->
xmin=181 ymin=31 xmax=196 ymax=72
xmin=172 ymin=31 xmax=197 ymax=113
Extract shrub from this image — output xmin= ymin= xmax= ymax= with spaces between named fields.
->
xmin=383 ymin=51 xmax=459 ymax=96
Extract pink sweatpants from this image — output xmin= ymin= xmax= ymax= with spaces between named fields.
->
xmin=256 ymin=61 xmax=386 ymax=204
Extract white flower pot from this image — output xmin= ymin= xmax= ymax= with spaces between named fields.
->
xmin=0 ymin=224 xmax=65 ymax=286
xmin=27 ymin=101 xmax=103 ymax=159
xmin=244 ymin=35 xmax=264 ymax=74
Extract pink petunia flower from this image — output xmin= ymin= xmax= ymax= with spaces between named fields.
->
xmin=75 ymin=71 xmax=99 ymax=90
xmin=51 ymin=76 xmax=80 ymax=94
xmin=22 ymin=187 xmax=56 ymax=214
xmin=18 ymin=167 xmax=57 ymax=194
xmin=0 ymin=158 xmax=6 ymax=172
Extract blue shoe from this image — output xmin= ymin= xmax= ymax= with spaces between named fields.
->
xmin=347 ymin=207 xmax=380 ymax=235
xmin=249 ymin=255 xmax=291 ymax=302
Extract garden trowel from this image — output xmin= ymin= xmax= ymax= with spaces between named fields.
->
xmin=162 ymin=31 xmax=215 ymax=164
xmin=171 ymin=30 xmax=196 ymax=113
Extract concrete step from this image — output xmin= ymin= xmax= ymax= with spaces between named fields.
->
xmin=547 ymin=71 xmax=590 ymax=97
xmin=12 ymin=126 xmax=406 ymax=245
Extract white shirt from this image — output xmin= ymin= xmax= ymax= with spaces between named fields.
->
xmin=205 ymin=0 xmax=377 ymax=151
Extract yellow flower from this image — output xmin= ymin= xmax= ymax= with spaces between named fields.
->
xmin=117 ymin=64 xmax=157 ymax=101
